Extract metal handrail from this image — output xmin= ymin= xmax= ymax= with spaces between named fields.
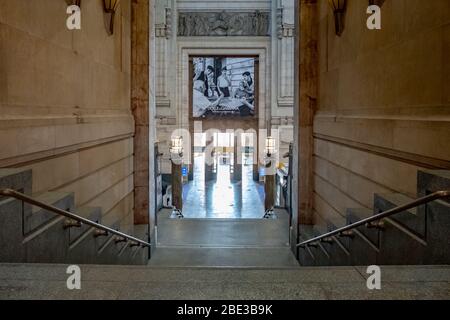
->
xmin=0 ymin=188 xmax=151 ymax=248
xmin=297 ymin=190 xmax=450 ymax=248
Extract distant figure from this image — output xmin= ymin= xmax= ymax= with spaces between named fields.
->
xmin=233 ymin=81 xmax=250 ymax=99
xmin=242 ymin=71 xmax=254 ymax=101
xmin=205 ymin=66 xmax=217 ymax=98
xmin=193 ymin=59 xmax=205 ymax=82
xmin=233 ymin=80 xmax=255 ymax=116
xmin=217 ymin=67 xmax=231 ymax=97
xmin=237 ymin=97 xmax=255 ymax=116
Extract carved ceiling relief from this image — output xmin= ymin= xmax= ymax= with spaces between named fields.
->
xmin=177 ymin=11 xmax=271 ymax=37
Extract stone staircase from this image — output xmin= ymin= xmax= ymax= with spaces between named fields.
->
xmin=1 ymin=167 xmax=449 ymax=270
xmin=298 ymin=170 xmax=450 ymax=266
xmin=149 ymin=208 xmax=299 ymax=267
xmin=1 ymin=169 xmax=449 ymax=300
xmin=0 ymin=169 xmax=149 ymax=265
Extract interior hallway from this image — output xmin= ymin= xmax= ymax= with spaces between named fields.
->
xmin=152 ymin=151 xmax=293 ymax=267
xmin=182 ymin=153 xmax=265 ymax=219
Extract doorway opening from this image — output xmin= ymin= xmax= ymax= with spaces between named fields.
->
xmin=132 ymin=1 xmax=302 ymax=262
xmin=182 ymin=132 xmax=264 ymax=218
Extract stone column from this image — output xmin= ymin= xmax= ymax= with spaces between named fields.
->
xmin=264 ymin=173 xmax=276 ymax=212
xmin=264 ymin=151 xmax=277 ymax=213
xmin=295 ymin=0 xmax=318 ymax=225
xmin=205 ymin=138 xmax=215 ymax=181
xmin=131 ymin=0 xmax=150 ymax=225
xmin=188 ymin=142 xmax=194 ymax=181
xmin=232 ymin=134 xmax=242 ymax=182
xmin=171 ymin=155 xmax=183 ymax=211
xmin=253 ymin=133 xmax=259 ymax=182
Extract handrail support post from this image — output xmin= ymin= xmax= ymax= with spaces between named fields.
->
xmin=365 ymin=220 xmax=385 ymax=230
xmin=63 ymin=219 xmax=82 ymax=229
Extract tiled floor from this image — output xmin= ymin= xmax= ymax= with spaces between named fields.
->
xmin=182 ymin=153 xmax=265 ymax=219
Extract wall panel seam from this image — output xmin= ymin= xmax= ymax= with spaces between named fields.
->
xmin=47 ymin=155 xmax=133 ymax=194
xmin=314 ymin=174 xmax=372 ymax=212
xmin=313 ymin=154 xmax=413 ymax=196
xmin=0 ymin=134 xmax=133 ymax=168
xmin=313 ymin=133 xmax=450 ymax=169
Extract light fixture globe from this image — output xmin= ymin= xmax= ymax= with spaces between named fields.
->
xmin=265 ymin=137 xmax=276 ymax=157
xmin=169 ymin=136 xmax=184 ymax=157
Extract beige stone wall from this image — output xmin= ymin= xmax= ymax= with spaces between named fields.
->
xmin=314 ymin=0 xmax=450 ymax=229
xmin=0 ymin=1 xmax=135 ymax=232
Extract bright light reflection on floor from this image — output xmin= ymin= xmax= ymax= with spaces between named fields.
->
xmin=182 ymin=153 xmax=264 ymax=218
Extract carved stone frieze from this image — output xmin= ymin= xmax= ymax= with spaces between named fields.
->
xmin=178 ymin=11 xmax=271 ymax=37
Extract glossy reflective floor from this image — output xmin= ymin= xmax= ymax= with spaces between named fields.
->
xmin=182 ymin=153 xmax=265 ymax=218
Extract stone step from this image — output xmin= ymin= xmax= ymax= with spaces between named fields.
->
xmin=115 ymin=225 xmax=149 ymax=266
xmin=423 ymin=199 xmax=450 ymax=264
xmin=316 ymin=222 xmax=351 ymax=267
xmin=0 ymin=168 xmax=146 ymax=266
xmin=374 ymin=192 xmax=417 ymax=215
xmin=89 ymin=220 xmax=124 ymax=265
xmin=0 ymin=263 xmax=449 ymax=300
xmin=0 ymin=169 xmax=32 ymax=199
xmin=301 ymin=195 xmax=450 ymax=266
xmin=158 ymin=208 xmax=290 ymax=223
xmin=66 ymin=207 xmax=102 ymax=264
xmin=0 ymin=191 xmax=147 ymax=265
xmin=416 ymin=170 xmax=450 ymax=264
xmin=304 ymin=225 xmax=333 ymax=267
xmin=376 ymin=218 xmax=427 ymax=265
xmin=0 ymin=191 xmax=74 ymax=263
xmin=297 ymin=224 xmax=316 ymax=266
xmin=26 ymin=191 xmax=75 ymax=234
xmin=374 ymin=192 xmax=425 ymax=237
xmin=347 ymin=203 xmax=427 ymax=265
xmin=147 ymin=246 xmax=299 ymax=268
xmin=90 ymin=222 xmax=148 ymax=266
xmin=370 ymin=190 xmax=449 ymax=264
xmin=345 ymin=208 xmax=379 ymax=266
xmin=417 ymin=169 xmax=450 ymax=199
xmin=346 ymin=206 xmax=428 ymax=265
xmin=0 ymin=196 xmax=26 ymax=262
xmin=156 ymin=211 xmax=290 ymax=248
